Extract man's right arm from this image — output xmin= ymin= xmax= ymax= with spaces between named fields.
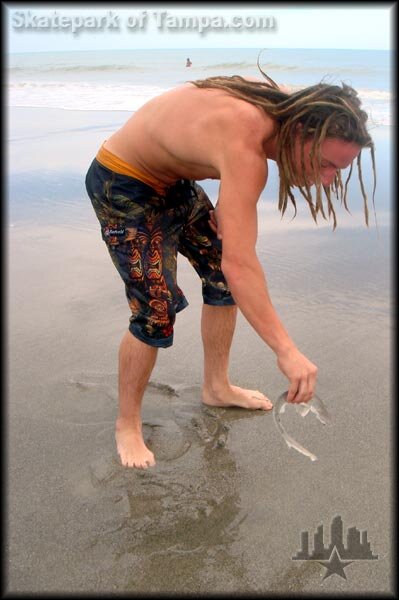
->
xmin=216 ymin=142 xmax=318 ymax=404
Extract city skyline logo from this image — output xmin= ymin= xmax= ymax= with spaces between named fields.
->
xmin=292 ymin=515 xmax=378 ymax=581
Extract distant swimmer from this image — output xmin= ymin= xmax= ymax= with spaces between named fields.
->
xmin=186 ymin=58 xmax=192 ymax=67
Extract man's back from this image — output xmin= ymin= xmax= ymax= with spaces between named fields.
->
xmin=103 ymin=82 xmax=276 ymax=186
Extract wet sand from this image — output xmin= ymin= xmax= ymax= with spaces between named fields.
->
xmin=7 ymin=106 xmax=393 ymax=593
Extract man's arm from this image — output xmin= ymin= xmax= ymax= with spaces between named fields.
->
xmin=216 ymin=142 xmax=318 ymax=404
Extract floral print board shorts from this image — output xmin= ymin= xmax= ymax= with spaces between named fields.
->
xmin=85 ymin=158 xmax=235 ymax=348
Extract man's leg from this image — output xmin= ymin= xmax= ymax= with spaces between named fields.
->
xmin=86 ymin=166 xmax=187 ymax=468
xmin=115 ymin=331 xmax=158 ymax=468
xmin=201 ymin=304 xmax=273 ymax=410
xmin=176 ymin=183 xmax=273 ymax=410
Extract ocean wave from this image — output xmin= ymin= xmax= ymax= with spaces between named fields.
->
xmin=202 ymin=61 xmax=253 ymax=70
xmin=7 ymin=81 xmax=172 ymax=112
xmin=9 ymin=80 xmax=392 ymax=100
xmin=6 ymin=80 xmax=392 ymax=124
xmin=285 ymin=83 xmax=392 ymax=101
xmin=8 ymin=60 xmax=384 ymax=75
xmin=258 ymin=62 xmax=385 ymax=75
xmin=9 ymin=64 xmax=145 ymax=73
xmin=357 ymin=89 xmax=392 ymax=100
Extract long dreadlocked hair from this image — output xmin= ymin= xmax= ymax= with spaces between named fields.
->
xmin=189 ymin=59 xmax=377 ymax=230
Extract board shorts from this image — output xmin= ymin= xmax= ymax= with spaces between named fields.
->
xmin=85 ymin=147 xmax=235 ymax=348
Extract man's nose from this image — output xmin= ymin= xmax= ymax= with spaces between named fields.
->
xmin=321 ymin=171 xmax=337 ymax=186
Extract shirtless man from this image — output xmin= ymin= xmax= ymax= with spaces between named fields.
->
xmin=85 ymin=74 xmax=374 ymax=468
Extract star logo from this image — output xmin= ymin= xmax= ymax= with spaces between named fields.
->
xmin=317 ymin=546 xmax=354 ymax=580
xmin=292 ymin=515 xmax=378 ymax=583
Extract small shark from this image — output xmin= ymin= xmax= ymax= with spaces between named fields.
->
xmin=273 ymin=392 xmax=332 ymax=462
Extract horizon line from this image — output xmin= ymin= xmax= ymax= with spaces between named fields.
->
xmin=7 ymin=46 xmax=391 ymax=55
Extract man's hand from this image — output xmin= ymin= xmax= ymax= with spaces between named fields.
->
xmin=208 ymin=206 xmax=222 ymax=240
xmin=277 ymin=347 xmax=318 ymax=404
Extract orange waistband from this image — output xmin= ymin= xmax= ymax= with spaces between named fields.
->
xmin=96 ymin=143 xmax=167 ymax=196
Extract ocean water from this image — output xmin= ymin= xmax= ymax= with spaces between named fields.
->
xmin=7 ymin=47 xmax=392 ymax=126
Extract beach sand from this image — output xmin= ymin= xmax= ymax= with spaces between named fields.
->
xmin=7 ymin=106 xmax=393 ymax=593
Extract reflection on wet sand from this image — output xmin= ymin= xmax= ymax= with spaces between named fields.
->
xmin=66 ymin=374 xmax=267 ymax=593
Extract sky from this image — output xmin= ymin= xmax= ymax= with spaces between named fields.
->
xmin=4 ymin=2 xmax=395 ymax=53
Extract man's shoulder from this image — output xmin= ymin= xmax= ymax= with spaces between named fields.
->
xmin=175 ymin=82 xmax=274 ymax=134
xmin=221 ymin=97 xmax=275 ymax=147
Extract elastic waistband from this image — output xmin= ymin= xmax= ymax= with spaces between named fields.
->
xmin=96 ymin=142 xmax=168 ymax=196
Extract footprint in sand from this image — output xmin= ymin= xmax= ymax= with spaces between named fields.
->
xmin=78 ymin=377 xmax=193 ymax=463
xmin=143 ymin=418 xmax=191 ymax=461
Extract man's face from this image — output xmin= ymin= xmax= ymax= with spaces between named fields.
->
xmin=292 ymin=136 xmax=361 ymax=187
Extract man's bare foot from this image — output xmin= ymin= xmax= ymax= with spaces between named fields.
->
xmin=115 ymin=419 xmax=156 ymax=469
xmin=202 ymin=384 xmax=273 ymax=410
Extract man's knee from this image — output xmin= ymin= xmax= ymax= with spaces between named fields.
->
xmin=127 ymin=294 xmax=189 ymax=348
xmin=202 ymin=281 xmax=236 ymax=307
